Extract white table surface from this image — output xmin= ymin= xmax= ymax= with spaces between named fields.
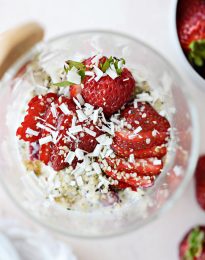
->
xmin=0 ymin=0 xmax=205 ymax=259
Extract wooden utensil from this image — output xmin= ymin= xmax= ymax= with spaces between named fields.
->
xmin=0 ymin=22 xmax=44 ymax=79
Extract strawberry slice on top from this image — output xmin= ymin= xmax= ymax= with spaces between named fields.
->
xmin=16 ymin=93 xmax=58 ymax=142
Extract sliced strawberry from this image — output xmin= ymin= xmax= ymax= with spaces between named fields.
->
xmin=75 ymin=123 xmax=102 ymax=153
xmin=122 ymin=102 xmax=170 ymax=132
xmin=16 ymin=93 xmax=58 ymax=142
xmin=57 ymin=95 xmax=77 ymax=113
xmin=104 ymin=168 xmax=155 ymax=189
xmin=106 ymin=157 xmax=163 ymax=176
xmin=111 ymin=143 xmax=167 ymax=159
xmin=50 ymin=114 xmax=73 ymax=171
xmin=111 ymin=181 xmax=137 ymax=191
xmin=114 ymin=130 xmax=168 ymax=151
xmin=39 ymin=143 xmax=53 ymax=165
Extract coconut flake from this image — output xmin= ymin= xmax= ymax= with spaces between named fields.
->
xmin=84 ymin=127 xmax=97 ymax=137
xmin=106 ymin=64 xmax=118 ymax=79
xmin=146 ymin=138 xmax=151 ymax=144
xmin=105 ymin=148 xmax=114 ymax=158
xmin=134 ymin=100 xmax=138 ymax=108
xmin=76 ymin=93 xmax=85 ymax=105
xmin=72 ymin=167 xmax=84 ymax=175
xmin=52 ymin=131 xmax=59 ymax=144
xmin=90 ymin=144 xmax=103 ymax=157
xmin=92 ymin=109 xmax=99 ymax=124
xmin=65 ymin=151 xmax=75 ymax=164
xmin=85 ymin=71 xmax=95 ymax=77
xmin=96 ymin=134 xmax=112 ymax=145
xmin=137 ymin=93 xmax=153 ymax=102
xmin=50 ymin=102 xmax=57 ymax=118
xmin=36 ymin=123 xmax=53 ymax=133
xmin=152 ymin=129 xmax=158 ymax=137
xmin=59 ymin=103 xmax=71 ymax=115
xmin=92 ymin=162 xmax=102 ymax=174
xmin=67 ymin=131 xmax=77 ymax=140
xmin=153 ymin=159 xmax=162 ymax=165
xmin=26 ymin=128 xmax=39 ymax=136
xmin=129 ymin=154 xmax=135 ymax=163
xmin=134 ymin=126 xmax=142 ymax=134
xmin=75 ymin=148 xmax=84 ymax=160
xmin=76 ymin=176 xmax=84 ymax=186
xmin=76 ymin=110 xmax=87 ymax=122
xmin=84 ymin=103 xmax=94 ymax=116
xmin=69 ymin=125 xmax=83 ymax=134
xmin=102 ymin=125 xmax=112 ymax=135
xmin=66 ymin=67 xmax=81 ymax=84
xmin=73 ymin=97 xmax=82 ymax=109
xmin=70 ymin=180 xmax=76 ymax=186
xmin=94 ymin=65 xmax=104 ymax=81
xmin=72 ymin=116 xmax=77 ymax=127
xmin=39 ymin=135 xmax=52 ymax=145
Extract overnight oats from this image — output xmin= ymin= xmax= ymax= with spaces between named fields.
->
xmin=15 ymin=54 xmax=171 ymax=212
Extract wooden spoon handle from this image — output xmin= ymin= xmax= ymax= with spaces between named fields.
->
xmin=0 ymin=22 xmax=44 ymax=79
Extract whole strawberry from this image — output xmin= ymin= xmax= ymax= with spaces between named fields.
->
xmin=177 ymin=0 xmax=205 ymax=68
xmin=195 ymin=155 xmax=205 ymax=210
xmin=82 ymin=56 xmax=135 ymax=116
xmin=179 ymin=226 xmax=205 ymax=260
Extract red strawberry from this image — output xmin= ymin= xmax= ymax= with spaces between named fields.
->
xmin=122 ymin=102 xmax=170 ymax=132
xmin=82 ymin=58 xmax=135 ymax=116
xmin=16 ymin=93 xmax=58 ymax=142
xmin=50 ymin=114 xmax=73 ymax=171
xmin=73 ymin=123 xmax=102 ymax=152
xmin=106 ymin=157 xmax=163 ymax=176
xmin=114 ymin=130 xmax=168 ymax=151
xmin=195 ymin=155 xmax=205 ymax=210
xmin=104 ymin=167 xmax=155 ymax=189
xmin=179 ymin=226 xmax=205 ymax=260
xmin=111 ymin=143 xmax=167 ymax=159
xmin=177 ymin=0 xmax=205 ymax=66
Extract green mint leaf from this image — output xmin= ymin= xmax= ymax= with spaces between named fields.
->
xmin=101 ymin=56 xmax=113 ymax=73
xmin=78 ymin=69 xmax=85 ymax=80
xmin=53 ymin=81 xmax=74 ymax=87
xmin=66 ymin=60 xmax=85 ymax=71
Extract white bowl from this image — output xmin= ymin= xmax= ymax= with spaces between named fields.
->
xmin=171 ymin=0 xmax=205 ymax=90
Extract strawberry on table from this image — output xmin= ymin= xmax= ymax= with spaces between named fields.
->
xmin=179 ymin=226 xmax=205 ymax=260
xmin=177 ymin=0 xmax=205 ymax=68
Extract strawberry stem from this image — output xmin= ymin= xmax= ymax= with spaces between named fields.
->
xmin=188 ymin=39 xmax=205 ymax=67
xmin=184 ymin=227 xmax=204 ymax=260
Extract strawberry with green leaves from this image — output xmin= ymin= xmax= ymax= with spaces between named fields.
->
xmin=179 ymin=226 xmax=205 ymax=260
xmin=177 ymin=0 xmax=205 ymax=69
